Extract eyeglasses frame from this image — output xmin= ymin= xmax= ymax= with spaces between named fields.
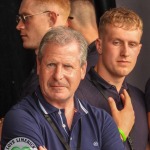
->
xmin=16 ymin=11 xmax=59 ymax=24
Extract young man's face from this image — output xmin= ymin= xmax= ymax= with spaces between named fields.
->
xmin=37 ymin=42 xmax=87 ymax=106
xmin=16 ymin=0 xmax=51 ymax=51
xmin=96 ymin=24 xmax=142 ymax=80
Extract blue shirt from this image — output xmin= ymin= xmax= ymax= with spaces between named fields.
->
xmin=2 ymin=87 xmax=125 ymax=150
xmin=76 ymin=67 xmax=148 ymax=150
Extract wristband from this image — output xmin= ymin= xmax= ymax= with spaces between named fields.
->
xmin=118 ymin=128 xmax=127 ymax=142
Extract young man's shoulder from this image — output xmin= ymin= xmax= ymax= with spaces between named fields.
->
xmin=127 ymin=83 xmax=144 ymax=96
xmin=78 ymin=98 xmax=112 ymax=120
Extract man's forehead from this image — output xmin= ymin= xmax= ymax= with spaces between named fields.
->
xmin=19 ymin=0 xmax=37 ymax=12
xmin=19 ymin=0 xmax=64 ymax=17
xmin=19 ymin=0 xmax=45 ymax=12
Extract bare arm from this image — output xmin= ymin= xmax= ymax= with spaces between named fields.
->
xmin=108 ymin=89 xmax=135 ymax=138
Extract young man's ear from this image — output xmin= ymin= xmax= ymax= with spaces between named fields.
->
xmin=137 ymin=43 xmax=142 ymax=56
xmin=95 ymin=38 xmax=102 ymax=55
xmin=67 ymin=17 xmax=72 ymax=27
xmin=48 ymin=12 xmax=58 ymax=26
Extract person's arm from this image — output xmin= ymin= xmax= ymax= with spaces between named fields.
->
xmin=1 ymin=109 xmax=45 ymax=149
xmin=108 ymin=89 xmax=135 ymax=139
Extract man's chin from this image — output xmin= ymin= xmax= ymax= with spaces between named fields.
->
xmin=23 ymin=43 xmax=36 ymax=50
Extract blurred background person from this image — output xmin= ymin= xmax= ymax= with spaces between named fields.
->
xmin=68 ymin=0 xmax=99 ymax=72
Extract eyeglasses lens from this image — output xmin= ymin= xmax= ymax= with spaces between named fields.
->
xmin=16 ymin=15 xmax=26 ymax=24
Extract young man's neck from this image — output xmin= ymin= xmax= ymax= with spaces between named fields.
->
xmin=94 ymin=65 xmax=125 ymax=92
xmin=82 ymin=28 xmax=98 ymax=45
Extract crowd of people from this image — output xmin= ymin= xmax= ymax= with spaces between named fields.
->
xmin=0 ymin=0 xmax=150 ymax=150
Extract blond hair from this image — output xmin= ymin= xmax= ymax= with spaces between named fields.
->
xmin=35 ymin=0 xmax=70 ymax=20
xmin=99 ymin=7 xmax=143 ymax=35
xmin=70 ymin=0 xmax=97 ymax=28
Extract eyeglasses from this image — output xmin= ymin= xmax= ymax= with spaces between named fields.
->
xmin=68 ymin=16 xmax=74 ymax=20
xmin=16 ymin=11 xmax=59 ymax=24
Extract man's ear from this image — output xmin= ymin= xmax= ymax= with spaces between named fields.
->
xmin=67 ymin=19 xmax=70 ymax=27
xmin=36 ymin=57 xmax=40 ymax=75
xmin=96 ymin=38 xmax=102 ymax=55
xmin=137 ymin=43 xmax=142 ymax=56
xmin=48 ymin=12 xmax=58 ymax=26
xmin=81 ymin=62 xmax=87 ymax=80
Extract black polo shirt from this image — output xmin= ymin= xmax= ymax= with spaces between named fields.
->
xmin=76 ymin=67 xmax=148 ymax=150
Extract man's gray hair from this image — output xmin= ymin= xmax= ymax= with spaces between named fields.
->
xmin=38 ymin=26 xmax=88 ymax=66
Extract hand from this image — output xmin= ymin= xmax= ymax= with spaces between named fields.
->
xmin=0 ymin=118 xmax=4 ymax=141
xmin=38 ymin=146 xmax=47 ymax=150
xmin=108 ymin=89 xmax=135 ymax=138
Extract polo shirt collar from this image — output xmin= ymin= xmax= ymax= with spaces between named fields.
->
xmin=88 ymin=67 xmax=128 ymax=91
xmin=35 ymin=86 xmax=88 ymax=115
xmin=88 ymin=40 xmax=96 ymax=54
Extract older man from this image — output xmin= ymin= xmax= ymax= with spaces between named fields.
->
xmin=1 ymin=27 xmax=125 ymax=150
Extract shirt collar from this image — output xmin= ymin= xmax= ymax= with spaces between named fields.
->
xmin=88 ymin=40 xmax=96 ymax=54
xmin=35 ymin=86 xmax=88 ymax=115
xmin=88 ymin=67 xmax=128 ymax=91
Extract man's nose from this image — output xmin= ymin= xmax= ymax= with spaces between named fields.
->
xmin=120 ymin=44 xmax=130 ymax=57
xmin=53 ymin=66 xmax=64 ymax=80
xmin=16 ymin=20 xmax=25 ymax=30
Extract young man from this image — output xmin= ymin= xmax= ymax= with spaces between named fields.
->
xmin=16 ymin=0 xmax=71 ymax=98
xmin=76 ymin=7 xmax=148 ymax=150
xmin=68 ymin=0 xmax=98 ymax=72
xmin=1 ymin=27 xmax=125 ymax=150
xmin=0 ymin=0 xmax=71 ymax=142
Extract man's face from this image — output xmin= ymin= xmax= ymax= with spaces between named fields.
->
xmin=96 ymin=24 xmax=142 ymax=79
xmin=37 ymin=42 xmax=86 ymax=106
xmin=16 ymin=0 xmax=51 ymax=51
